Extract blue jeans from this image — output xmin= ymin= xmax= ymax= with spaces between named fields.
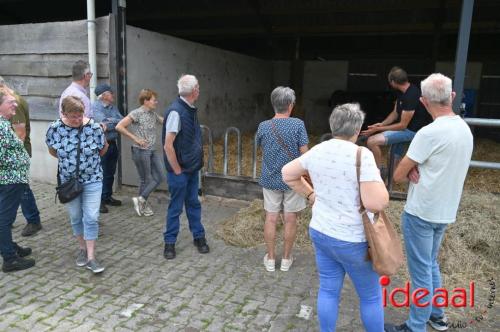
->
xmin=101 ymin=141 xmax=119 ymax=200
xmin=131 ymin=147 xmax=163 ymax=199
xmin=0 ymin=183 xmax=28 ymax=262
xmin=309 ymin=228 xmax=383 ymax=332
xmin=402 ymin=211 xmax=447 ymax=332
xmin=164 ymin=171 xmax=205 ymax=244
xmin=20 ymin=185 xmax=41 ymax=225
xmin=383 ymin=129 xmax=415 ymax=157
xmin=65 ymin=181 xmax=102 ymax=241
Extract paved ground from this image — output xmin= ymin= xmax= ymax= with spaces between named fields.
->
xmin=0 ymin=182 xmax=497 ymax=331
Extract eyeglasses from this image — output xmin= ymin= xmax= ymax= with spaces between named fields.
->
xmin=84 ymin=71 xmax=93 ymax=77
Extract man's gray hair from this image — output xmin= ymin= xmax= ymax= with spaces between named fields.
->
xmin=329 ymin=103 xmax=365 ymax=138
xmin=421 ymin=73 xmax=453 ymax=106
xmin=177 ymin=74 xmax=198 ymax=97
xmin=72 ymin=60 xmax=90 ymax=81
xmin=270 ymin=86 xmax=295 ymax=114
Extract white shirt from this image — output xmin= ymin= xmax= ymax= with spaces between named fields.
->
xmin=405 ymin=115 xmax=473 ymax=223
xmin=298 ymin=139 xmax=382 ymax=242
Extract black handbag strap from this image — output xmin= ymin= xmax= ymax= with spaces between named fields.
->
xmin=57 ymin=126 xmax=83 ymax=185
xmin=270 ymin=119 xmax=294 ymax=160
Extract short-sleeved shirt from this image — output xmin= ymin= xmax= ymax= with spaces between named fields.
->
xmin=0 ymin=116 xmax=30 ymax=185
xmin=128 ymin=106 xmax=162 ymax=150
xmin=59 ymin=82 xmax=92 ymax=118
xmin=396 ymin=84 xmax=431 ymax=132
xmin=256 ymin=117 xmax=308 ymax=190
xmin=165 ymin=97 xmax=196 ymax=134
xmin=165 ymin=111 xmax=181 ymax=133
xmin=405 ymin=115 xmax=473 ymax=223
xmin=298 ymin=140 xmax=382 ymax=242
xmin=10 ymin=94 xmax=32 ymax=156
xmin=46 ymin=119 xmax=105 ymax=185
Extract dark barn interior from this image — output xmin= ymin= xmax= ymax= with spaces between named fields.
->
xmin=1 ymin=0 xmax=499 ymax=136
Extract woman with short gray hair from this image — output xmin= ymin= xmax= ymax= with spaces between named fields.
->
xmin=282 ymin=103 xmax=389 ymax=331
xmin=256 ymin=86 xmax=309 ymax=273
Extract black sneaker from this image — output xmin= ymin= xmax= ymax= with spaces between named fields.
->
xmin=428 ymin=315 xmax=448 ymax=331
xmin=2 ymin=256 xmax=35 ymax=272
xmin=14 ymin=243 xmax=32 ymax=257
xmin=164 ymin=244 xmax=176 ymax=260
xmin=99 ymin=203 xmax=109 ymax=213
xmin=21 ymin=223 xmax=42 ymax=237
xmin=193 ymin=237 xmax=210 ymax=254
xmin=103 ymin=197 xmax=122 ymax=206
xmin=384 ymin=323 xmax=413 ymax=332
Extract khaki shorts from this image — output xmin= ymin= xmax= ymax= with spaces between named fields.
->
xmin=263 ymin=188 xmax=307 ymax=213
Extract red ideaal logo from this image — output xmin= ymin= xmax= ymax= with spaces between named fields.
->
xmin=380 ymin=276 xmax=475 ymax=308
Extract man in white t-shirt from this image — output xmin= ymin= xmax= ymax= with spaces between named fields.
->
xmin=385 ymin=74 xmax=473 ymax=332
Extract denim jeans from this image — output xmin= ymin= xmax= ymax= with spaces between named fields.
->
xmin=65 ymin=181 xmax=102 ymax=241
xmin=0 ymin=183 xmax=28 ymax=262
xmin=101 ymin=141 xmax=119 ymax=200
xmin=164 ymin=171 xmax=205 ymax=244
xmin=309 ymin=228 xmax=383 ymax=332
xmin=131 ymin=147 xmax=163 ymax=199
xmin=402 ymin=211 xmax=448 ymax=332
xmin=20 ymin=185 xmax=41 ymax=225
xmin=383 ymin=129 xmax=416 ymax=157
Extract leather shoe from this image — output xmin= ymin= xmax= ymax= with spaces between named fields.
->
xmin=164 ymin=244 xmax=176 ymax=260
xmin=99 ymin=203 xmax=109 ymax=213
xmin=2 ymin=256 xmax=35 ymax=273
xmin=103 ymin=197 xmax=122 ymax=206
xmin=21 ymin=223 xmax=42 ymax=237
xmin=193 ymin=237 xmax=210 ymax=254
xmin=14 ymin=243 xmax=32 ymax=257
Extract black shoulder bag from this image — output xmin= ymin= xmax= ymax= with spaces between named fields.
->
xmin=56 ymin=126 xmax=84 ymax=204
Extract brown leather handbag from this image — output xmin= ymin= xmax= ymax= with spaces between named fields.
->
xmin=356 ymin=147 xmax=404 ymax=276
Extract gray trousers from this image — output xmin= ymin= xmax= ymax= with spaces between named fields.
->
xmin=131 ymin=146 xmax=164 ymax=199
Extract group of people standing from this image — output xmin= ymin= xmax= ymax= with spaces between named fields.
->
xmin=0 ymin=62 xmax=473 ymax=332
xmin=0 ymin=61 xmax=209 ymax=274
xmin=261 ymin=70 xmax=472 ymax=332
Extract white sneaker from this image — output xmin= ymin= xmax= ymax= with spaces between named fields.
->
xmin=132 ymin=196 xmax=143 ymax=216
xmin=280 ymin=256 xmax=294 ymax=271
xmin=263 ymin=253 xmax=275 ymax=272
xmin=143 ymin=201 xmax=154 ymax=217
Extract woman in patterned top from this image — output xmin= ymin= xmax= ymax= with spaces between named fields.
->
xmin=255 ymin=86 xmax=309 ymax=273
xmin=116 ymin=89 xmax=164 ymax=217
xmin=46 ymin=96 xmax=108 ymax=274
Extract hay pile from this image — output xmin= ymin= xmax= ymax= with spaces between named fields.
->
xmin=218 ymin=190 xmax=499 ymax=289
xmin=204 ymin=136 xmax=500 ymax=192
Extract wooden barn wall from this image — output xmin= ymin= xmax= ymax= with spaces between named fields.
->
xmin=0 ymin=16 xmax=111 ymax=121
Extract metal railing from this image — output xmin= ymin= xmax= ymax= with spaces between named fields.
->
xmin=223 ymin=127 xmax=242 ymax=176
xmin=386 ymin=117 xmax=500 ymax=198
xmin=465 ymin=118 xmax=500 ymax=170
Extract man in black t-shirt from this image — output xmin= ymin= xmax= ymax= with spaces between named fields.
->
xmin=361 ymin=67 xmax=431 ymax=168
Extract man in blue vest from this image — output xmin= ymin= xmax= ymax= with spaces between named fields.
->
xmin=162 ymin=74 xmax=208 ymax=260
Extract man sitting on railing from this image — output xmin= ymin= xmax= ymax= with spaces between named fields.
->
xmin=361 ymin=67 xmax=431 ymax=172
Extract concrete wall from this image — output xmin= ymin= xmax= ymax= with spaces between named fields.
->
xmin=122 ymin=25 xmax=274 ymax=186
xmin=0 ymin=16 xmax=112 ymax=184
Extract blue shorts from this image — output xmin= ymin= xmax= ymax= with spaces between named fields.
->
xmin=383 ymin=129 xmax=416 ymax=157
